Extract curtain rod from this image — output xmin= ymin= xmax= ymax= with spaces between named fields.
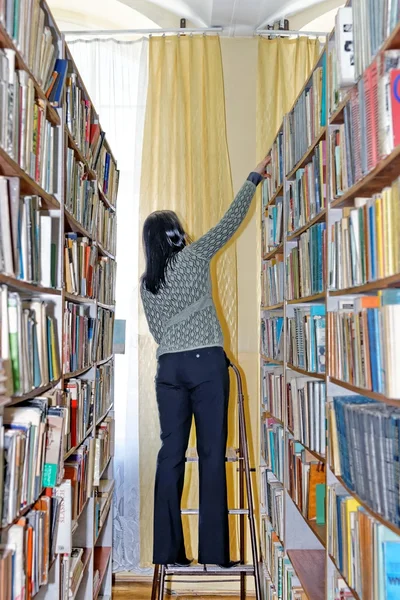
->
xmin=63 ymin=27 xmax=223 ymax=36
xmin=256 ymin=29 xmax=328 ymax=37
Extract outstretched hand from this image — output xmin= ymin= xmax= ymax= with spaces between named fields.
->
xmin=254 ymin=154 xmax=271 ymax=178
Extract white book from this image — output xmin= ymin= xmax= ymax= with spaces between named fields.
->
xmin=0 ymin=177 xmax=14 ymax=275
xmin=55 ymin=480 xmax=72 ymax=554
xmin=40 ymin=215 xmax=52 ymax=288
xmin=335 ymin=7 xmax=355 ymax=87
xmin=7 ymin=524 xmax=26 ymax=600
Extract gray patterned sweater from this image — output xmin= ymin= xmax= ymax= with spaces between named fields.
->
xmin=141 ymin=174 xmax=262 ymax=358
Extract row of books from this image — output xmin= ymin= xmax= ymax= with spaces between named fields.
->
xmin=97 ymin=145 xmax=119 ymax=207
xmin=2 ymin=397 xmax=66 ymax=525
xmin=65 ymin=69 xmax=104 ymax=169
xmin=286 ymin=223 xmax=326 ymax=300
xmin=1 ymin=492 xmax=62 ymax=599
xmin=95 ymin=362 xmax=113 ymax=421
xmin=0 ymin=48 xmax=60 ymax=190
xmin=62 ymin=302 xmax=96 ymax=375
xmin=1 ymin=0 xmax=58 ymax=92
xmin=329 ymin=394 xmax=400 ymax=529
xmin=329 ymin=179 xmax=400 ymax=290
xmin=97 ymin=257 xmax=116 ymax=307
xmin=328 ymin=292 xmax=400 ymax=398
xmin=287 ymin=377 xmax=326 ymax=456
xmin=261 ymin=476 xmax=284 ymax=542
xmin=352 ymin=0 xmax=400 ymax=79
xmin=262 ymin=418 xmax=284 ymax=483
xmin=97 ymin=203 xmax=116 ymax=255
xmin=262 ymin=199 xmax=283 ymax=255
xmin=284 ymin=58 xmax=326 ymax=174
xmin=330 ymin=50 xmax=400 ymax=198
xmin=96 ymin=308 xmax=114 ymax=362
xmin=286 ymin=141 xmax=326 ymax=235
xmin=66 ymin=149 xmax=99 ymax=235
xmin=94 ymin=479 xmax=114 ymax=541
xmin=93 ymin=417 xmax=114 ymax=486
xmin=262 ymin=366 xmax=284 ymax=422
xmin=263 ymin=131 xmax=284 ymax=208
xmin=0 ymin=286 xmax=60 ymax=395
xmin=65 ymin=378 xmax=94 ymax=453
xmin=261 ymin=313 xmax=284 ymax=362
xmin=64 ymin=233 xmax=97 ymax=298
xmin=287 ymin=306 xmax=326 ymax=374
xmin=0 ymin=179 xmax=60 ymax=287
xmin=261 ymin=256 xmax=284 ymax=307
xmin=287 ymin=439 xmax=326 ymax=525
xmin=328 ymin=482 xmax=400 ymax=599
xmin=65 ymin=437 xmax=94 ymax=523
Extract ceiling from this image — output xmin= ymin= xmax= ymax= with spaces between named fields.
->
xmin=119 ymin=0 xmax=332 ymax=35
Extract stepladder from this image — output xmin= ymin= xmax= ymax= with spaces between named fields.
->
xmin=151 ymin=362 xmax=262 ymax=600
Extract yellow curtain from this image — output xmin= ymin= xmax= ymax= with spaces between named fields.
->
xmin=138 ymin=35 xmax=238 ymax=567
xmin=257 ymin=36 xmax=320 ymax=156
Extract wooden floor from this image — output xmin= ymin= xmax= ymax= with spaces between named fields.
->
xmin=113 ymin=582 xmax=242 ymax=599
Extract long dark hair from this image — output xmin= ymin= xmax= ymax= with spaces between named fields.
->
xmin=142 ymin=210 xmax=187 ymax=294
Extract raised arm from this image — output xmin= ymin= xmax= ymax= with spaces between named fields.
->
xmin=190 ymin=156 xmax=271 ymax=260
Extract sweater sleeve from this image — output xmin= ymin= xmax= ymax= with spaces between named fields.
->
xmin=141 ymin=291 xmax=164 ymax=344
xmin=190 ymin=177 xmax=259 ymax=260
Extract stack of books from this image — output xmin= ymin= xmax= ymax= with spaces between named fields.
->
xmin=62 ymin=302 xmax=96 ymax=375
xmin=66 ymin=150 xmax=99 ymax=234
xmin=286 ymin=306 xmax=326 ymax=374
xmin=64 ymin=233 xmax=97 ymax=298
xmin=261 ymin=313 xmax=284 ymax=361
xmin=261 ymin=256 xmax=284 ymax=307
xmin=262 ymin=366 xmax=284 ymax=421
xmin=262 ymin=417 xmax=284 ymax=483
xmin=286 ymin=376 xmax=326 ymax=456
xmin=286 ymin=223 xmax=326 ymax=300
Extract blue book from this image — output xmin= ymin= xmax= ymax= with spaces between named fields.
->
xmin=376 ymin=310 xmax=385 ymax=394
xmin=269 ymin=430 xmax=275 ymax=474
xmin=379 ymin=289 xmax=400 ymax=306
xmin=49 ymin=59 xmax=68 ymax=108
xmin=379 ymin=528 xmax=400 ymax=599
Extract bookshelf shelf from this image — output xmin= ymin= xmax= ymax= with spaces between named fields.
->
xmin=329 ymin=93 xmax=349 ymax=125
xmin=262 ymin=243 xmax=284 ymax=261
xmin=382 ymin=18 xmax=400 ymax=51
xmin=261 ymin=302 xmax=284 ymax=311
xmin=333 ymin=473 xmax=400 ymax=538
xmin=65 ymin=425 xmax=95 ymax=460
xmin=97 ymin=356 xmax=113 ymax=367
xmin=261 ymin=355 xmax=284 ymax=366
xmin=331 ymin=143 xmax=400 ymax=208
xmin=64 ymin=292 xmax=95 ymax=305
xmin=262 ymin=410 xmax=284 ymax=427
xmin=287 ymin=550 xmax=325 ymax=600
xmin=328 ymin=554 xmax=361 ymax=600
xmin=286 ymin=128 xmax=326 ymax=181
xmin=94 ymin=481 xmax=115 ymax=545
xmin=329 ymin=273 xmax=400 ymax=295
xmin=265 ymin=184 xmax=284 ymax=208
xmin=98 ymin=185 xmax=116 ymax=213
xmin=0 ymin=23 xmax=61 ymax=127
xmin=10 ymin=379 xmax=61 ymax=404
xmin=329 ymin=377 xmax=400 ymax=407
xmin=96 ymin=404 xmax=114 ymax=427
xmin=286 ymin=209 xmax=327 ymax=241
xmin=0 ymin=275 xmax=61 ymax=296
xmin=97 ymin=302 xmax=116 ymax=312
xmin=99 ymin=456 xmax=112 ymax=481
xmin=287 ymin=364 xmax=326 ymax=380
xmin=95 ymin=242 xmax=116 ymax=261
xmin=290 ymin=498 xmax=327 ymax=547
xmin=64 ymin=208 xmax=95 ymax=240
xmin=287 ymin=292 xmax=326 ymax=304
xmin=64 ymin=365 xmax=95 ymax=380
xmin=65 ymin=127 xmax=97 ymax=179
xmin=93 ymin=547 xmax=112 ymax=600
xmin=290 ymin=439 xmax=326 ymax=464
xmin=0 ymin=147 xmax=60 ymax=208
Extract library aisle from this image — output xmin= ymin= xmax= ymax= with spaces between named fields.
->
xmin=1 ymin=0 xmax=400 ymax=599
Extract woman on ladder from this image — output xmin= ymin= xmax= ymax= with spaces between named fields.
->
xmin=141 ymin=154 xmax=270 ymax=568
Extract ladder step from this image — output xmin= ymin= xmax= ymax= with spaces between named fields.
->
xmin=165 ymin=564 xmax=255 ymax=576
xmin=181 ymin=508 xmax=249 ymax=515
xmin=185 ymin=446 xmax=238 ymax=462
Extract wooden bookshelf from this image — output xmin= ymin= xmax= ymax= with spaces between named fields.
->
xmin=286 ymin=128 xmax=326 ymax=180
xmin=287 ymin=550 xmax=325 ymax=600
xmin=329 ymin=377 xmax=400 ymax=407
xmin=265 ymin=183 xmax=284 ymax=208
xmin=263 ymin=242 xmax=284 ymax=261
xmin=0 ymin=3 xmax=118 ymax=596
xmin=286 ymin=364 xmax=326 ymax=380
xmin=287 ymin=292 xmax=326 ymax=304
xmin=286 ymin=209 xmax=327 ymax=241
xmin=261 ymin=302 xmax=284 ymax=311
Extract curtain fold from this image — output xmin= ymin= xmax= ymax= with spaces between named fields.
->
xmin=139 ymin=34 xmax=238 ymax=567
xmin=67 ymin=36 xmax=149 ymax=573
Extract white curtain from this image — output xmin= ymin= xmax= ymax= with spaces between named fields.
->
xmin=67 ymin=36 xmax=149 ymax=574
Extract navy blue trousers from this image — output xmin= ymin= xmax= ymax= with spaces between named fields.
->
xmin=153 ymin=346 xmax=230 ymax=565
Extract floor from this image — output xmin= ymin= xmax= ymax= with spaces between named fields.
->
xmin=113 ymin=582 xmax=242 ymax=599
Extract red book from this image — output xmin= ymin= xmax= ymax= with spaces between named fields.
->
xmin=390 ymin=69 xmax=400 ymax=147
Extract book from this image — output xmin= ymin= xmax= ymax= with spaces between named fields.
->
xmin=262 ymin=199 xmax=284 ymax=256
xmin=95 ymin=362 xmax=113 ymax=423
xmin=62 ymin=302 xmax=96 ymax=375
xmin=287 ymin=439 xmax=326 ymax=524
xmin=261 ymin=312 xmax=284 ymax=361
xmin=261 ymin=255 xmax=284 ymax=307
xmin=65 ymin=149 xmax=99 ymax=235
xmin=286 ymin=223 xmax=326 ymax=299
xmin=287 ymin=305 xmax=326 ymax=373
xmin=262 ymin=365 xmax=284 ymax=422
xmin=262 ymin=130 xmax=284 ymax=209
xmin=286 ymin=376 xmax=326 ymax=455
xmin=64 ymin=233 xmax=97 ymax=298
